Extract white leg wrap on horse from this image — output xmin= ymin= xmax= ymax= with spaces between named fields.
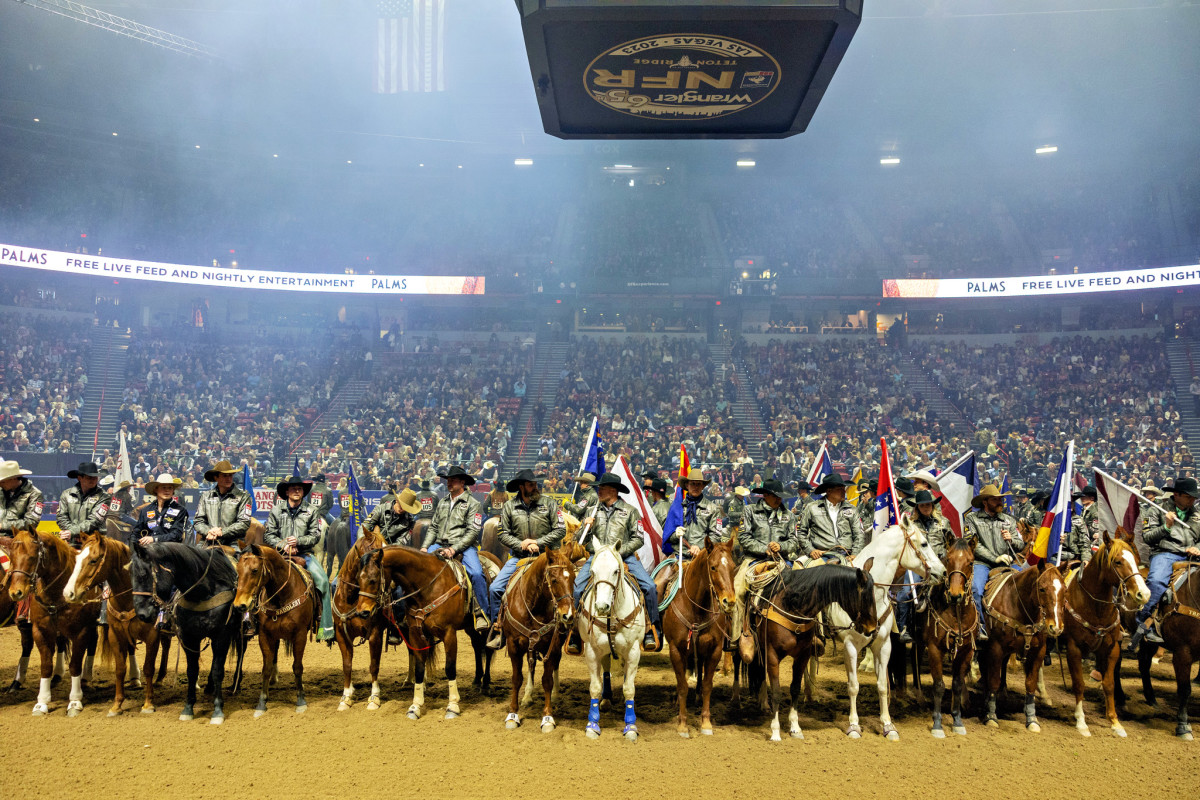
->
xmin=1074 ymin=702 xmax=1090 ymax=736
xmin=34 ymin=677 xmax=52 ymax=714
xmin=410 ymin=681 xmax=425 ymax=716
xmin=770 ymin=712 xmax=782 ymax=742
xmin=447 ymin=678 xmax=460 ymax=708
xmin=14 ymin=656 xmax=29 ymax=684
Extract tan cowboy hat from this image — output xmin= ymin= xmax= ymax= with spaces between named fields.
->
xmin=683 ymin=468 xmax=710 ymax=485
xmin=0 ymin=460 xmax=32 ymax=481
xmin=573 ymin=471 xmax=596 ymax=484
xmin=971 ymin=484 xmax=1010 ymax=508
xmin=905 ymin=469 xmax=941 ymax=493
xmin=203 ymin=459 xmax=239 ymax=482
xmin=395 ymin=488 xmax=421 ymax=515
xmin=1142 ymin=483 xmax=1159 ymax=495
xmin=734 ymin=486 xmax=750 ymax=497
xmin=145 ymin=473 xmax=183 ymax=493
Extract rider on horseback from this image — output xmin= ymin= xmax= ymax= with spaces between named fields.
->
xmin=731 ymin=478 xmax=800 ymax=660
xmin=421 ymin=465 xmax=490 ymax=631
xmin=194 ymin=460 xmax=253 ymax=547
xmin=56 ymin=461 xmax=110 ymax=547
xmin=264 ymin=475 xmax=333 ymax=641
xmin=797 ymin=474 xmax=863 ymax=565
xmin=365 ymin=487 xmax=420 ymax=545
xmin=486 ymin=468 xmax=566 ymax=650
xmin=572 ymin=472 xmax=662 ymax=651
xmin=967 ymin=484 xmax=1021 ymax=641
xmin=1130 ymin=476 xmax=1200 ymax=651
xmin=667 ymin=468 xmax=728 ymax=559
xmin=0 ymin=459 xmax=44 ymax=536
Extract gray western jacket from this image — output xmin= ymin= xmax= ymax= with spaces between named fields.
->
xmin=798 ymin=499 xmax=864 ymax=555
xmin=421 ymin=492 xmax=483 ymax=556
xmin=56 ymin=484 xmax=111 ymax=544
xmin=498 ymin=495 xmax=566 ymax=556
xmin=967 ymin=511 xmax=1023 ymax=568
xmin=0 ymin=479 xmax=44 ymax=534
xmin=582 ymin=499 xmax=643 ymax=561
xmin=264 ymin=501 xmax=322 ymax=555
xmin=193 ymin=487 xmax=254 ymax=546
xmin=1142 ymin=503 xmax=1200 ymax=557
xmin=741 ymin=501 xmax=800 ymax=562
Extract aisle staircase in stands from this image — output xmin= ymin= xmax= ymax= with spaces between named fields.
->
xmin=287 ymin=379 xmax=370 ymax=456
xmin=509 ymin=341 xmax=569 ymax=475
xmin=1164 ymin=336 xmax=1200 ymax=454
xmin=897 ymin=353 xmax=971 ymax=434
xmin=710 ymin=342 xmax=770 ymax=463
xmin=75 ymin=324 xmax=131 ymax=457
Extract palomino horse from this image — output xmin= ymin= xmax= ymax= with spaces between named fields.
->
xmin=500 ymin=548 xmax=576 ymax=732
xmin=233 ymin=543 xmax=318 ymax=718
xmin=63 ymin=532 xmax=172 ymax=715
xmin=356 ymin=545 xmax=493 ymax=719
xmin=662 ymin=538 xmax=737 ymax=738
xmin=480 ymin=517 xmax=507 ymax=561
xmin=7 ymin=531 xmax=101 ymax=716
xmin=1136 ymin=559 xmax=1200 ymax=739
xmin=749 ymin=562 xmax=877 ymax=741
xmin=1062 ymin=535 xmax=1149 ymax=737
xmin=576 ymin=544 xmax=646 ymax=740
xmin=979 ymin=560 xmax=1066 ymax=731
xmin=917 ymin=537 xmax=978 ymax=738
xmin=332 ymin=528 xmax=387 ymax=711
xmin=130 ymin=542 xmax=246 ymax=724
xmin=813 ymin=520 xmax=944 ymax=740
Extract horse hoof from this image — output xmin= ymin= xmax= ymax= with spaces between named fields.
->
xmin=1180 ymin=731 xmax=1194 ymax=741
xmin=445 ymin=709 xmax=459 ymax=720
xmin=295 ymin=705 xmax=307 ymax=714
xmin=179 ymin=713 xmax=194 ymax=722
xmin=769 ymin=732 xmax=781 ymax=742
xmin=337 ymin=701 xmax=351 ymax=712
xmin=367 ymin=696 xmax=381 ymax=711
xmin=885 ymin=730 xmax=900 ymax=741
xmin=32 ymin=704 xmax=49 ymax=716
xmin=540 ymin=719 xmax=555 ymax=733
xmin=253 ymin=709 xmax=266 ymax=719
xmin=407 ymin=705 xmax=422 ymax=720
xmin=6 ymin=681 xmax=23 ymax=693
xmin=141 ymin=706 xmax=156 ymax=715
xmin=1112 ymin=726 xmax=1127 ymax=739
xmin=67 ymin=703 xmax=83 ymax=718
xmin=623 ymin=728 xmax=638 ymax=742
xmin=679 ymin=730 xmax=690 ymax=739
xmin=210 ymin=715 xmax=224 ymax=726
xmin=586 ymin=728 xmax=600 ymax=740
xmin=1026 ymin=722 xmax=1041 ymax=733
xmin=1077 ymin=726 xmax=1091 ymax=738
xmin=953 ymin=726 xmax=967 ymax=736
xmin=986 ymin=719 xmax=999 ymax=728
xmin=701 ymin=727 xmax=713 ymax=736
xmin=932 ymin=729 xmax=946 ymax=739
xmin=790 ymin=730 xmax=804 ymax=740
xmin=107 ymin=710 xmax=120 ymax=718
xmin=847 ymin=731 xmax=861 ymax=740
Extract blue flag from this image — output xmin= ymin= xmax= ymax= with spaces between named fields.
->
xmin=582 ymin=416 xmax=606 ymax=477
xmin=347 ymin=462 xmax=367 ymax=544
xmin=293 ymin=456 xmax=302 ymax=478
xmin=242 ymin=464 xmax=257 ymax=515
xmin=660 ymin=486 xmax=684 ymax=556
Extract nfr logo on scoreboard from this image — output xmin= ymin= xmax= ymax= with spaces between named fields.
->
xmin=514 ymin=0 xmax=862 ymax=139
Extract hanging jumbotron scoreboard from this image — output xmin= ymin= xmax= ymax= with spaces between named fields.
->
xmin=514 ymin=0 xmax=862 ymax=139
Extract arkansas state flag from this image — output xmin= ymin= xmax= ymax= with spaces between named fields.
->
xmin=937 ymin=451 xmax=976 ymax=538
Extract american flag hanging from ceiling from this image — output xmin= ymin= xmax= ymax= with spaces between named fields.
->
xmin=375 ymin=0 xmax=446 ymax=94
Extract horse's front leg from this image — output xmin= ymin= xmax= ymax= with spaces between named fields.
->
xmin=875 ymin=636 xmax=899 ymax=740
xmin=951 ymin=645 xmax=971 ymax=736
xmin=1022 ymin=643 xmax=1046 ymax=732
xmin=336 ymin=624 xmax=356 ymax=711
xmin=1097 ymin=636 xmax=1126 ymax=737
xmin=31 ymin=623 xmax=55 ymax=715
xmin=408 ymin=643 xmax=427 ymax=720
xmin=929 ymin=638 xmax=946 ymax=738
xmin=254 ymin=630 xmax=278 ymax=719
xmin=209 ymin=631 xmax=231 ymax=725
xmin=541 ymin=645 xmax=563 ymax=732
xmin=788 ymin=650 xmax=807 ymax=740
xmin=621 ymin=631 xmax=642 ymax=741
xmin=291 ymin=623 xmax=308 ymax=714
xmin=1065 ymin=634 xmax=1090 ymax=736
xmin=108 ymin=634 xmax=128 ymax=717
xmin=843 ymin=639 xmax=862 ymax=738
xmin=66 ymin=626 xmax=90 ymax=718
xmin=506 ymin=641 xmax=524 ymax=729
xmin=767 ymin=645 xmax=783 ymax=741
xmin=584 ymin=642 xmax=603 ymax=739
xmin=140 ymin=634 xmax=160 ymax=714
xmin=442 ymin=627 xmax=460 ymax=719
xmin=181 ymin=635 xmax=202 ymax=722
xmin=669 ymin=638 xmax=690 ymax=737
xmin=699 ymin=642 xmax=719 ymax=736
xmin=366 ymin=626 xmax=383 ymax=710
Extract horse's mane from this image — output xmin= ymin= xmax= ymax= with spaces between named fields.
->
xmin=31 ymin=529 xmax=75 ymax=561
xmin=947 ymin=537 xmax=974 ymax=557
xmin=776 ymin=565 xmax=871 ymax=619
xmin=1101 ymin=537 xmax=1132 ymax=570
xmin=340 ymin=534 xmax=379 ymax=582
xmin=149 ymin=542 xmax=237 ymax=587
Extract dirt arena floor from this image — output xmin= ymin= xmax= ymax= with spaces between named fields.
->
xmin=1 ymin=625 xmax=1197 ymax=800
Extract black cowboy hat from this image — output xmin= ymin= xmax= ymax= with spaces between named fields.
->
xmin=276 ymin=474 xmax=313 ymax=498
xmin=813 ymin=474 xmax=848 ymax=495
xmin=1031 ymin=488 xmax=1051 ymax=507
xmin=794 ymin=480 xmax=813 ymax=493
xmin=203 ymin=459 xmax=239 ymax=482
xmin=1072 ymin=486 xmax=1098 ymax=500
xmin=650 ymin=477 xmax=671 ymax=495
xmin=913 ymin=489 xmax=937 ymax=506
xmin=594 ymin=472 xmax=629 ymax=494
xmin=752 ymin=478 xmax=786 ymax=497
xmin=313 ymin=473 xmax=327 ymax=483
xmin=438 ymin=465 xmax=477 ymax=486
xmin=505 ymin=469 xmax=542 ymax=492
xmin=893 ymin=477 xmax=916 ymax=498
xmin=67 ymin=461 xmax=102 ymax=479
xmin=639 ymin=469 xmax=660 ymax=481
xmin=1164 ymin=477 xmax=1200 ymax=498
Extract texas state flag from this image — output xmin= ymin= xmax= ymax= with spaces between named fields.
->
xmin=937 ymin=451 xmax=976 ymax=538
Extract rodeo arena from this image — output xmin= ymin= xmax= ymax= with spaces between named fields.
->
xmin=2 ymin=1 xmax=1200 ymax=798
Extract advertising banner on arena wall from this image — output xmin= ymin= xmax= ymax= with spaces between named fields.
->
xmin=882 ymin=262 xmax=1200 ymax=299
xmin=0 ymin=243 xmax=485 ymax=295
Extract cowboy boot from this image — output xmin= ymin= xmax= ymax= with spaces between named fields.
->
xmin=642 ymin=621 xmax=662 ymax=652
xmin=486 ymin=622 xmax=505 ymax=650
xmin=566 ymin=629 xmax=583 ymax=656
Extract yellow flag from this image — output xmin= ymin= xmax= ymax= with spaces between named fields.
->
xmin=846 ymin=467 xmax=863 ymax=504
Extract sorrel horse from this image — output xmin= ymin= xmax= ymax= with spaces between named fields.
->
xmin=356 ymin=545 xmax=493 ymax=719
xmin=0 ymin=534 xmax=44 ymax=692
xmin=979 ymin=560 xmax=1066 ymax=731
xmin=331 ymin=528 xmax=386 ymax=711
xmin=917 ymin=537 xmax=978 ymax=738
xmin=662 ymin=538 xmax=737 ymax=738
xmin=499 ymin=548 xmax=576 ymax=732
xmin=749 ymin=561 xmax=877 ymax=741
xmin=576 ymin=544 xmax=645 ymax=740
xmin=130 ymin=541 xmax=245 ymax=724
xmin=63 ymin=532 xmax=172 ymax=715
xmin=1136 ymin=559 xmax=1200 ymax=739
xmin=7 ymin=530 xmax=101 ymax=716
xmin=233 ymin=543 xmax=318 ymax=717
xmin=1062 ymin=535 xmax=1150 ymax=737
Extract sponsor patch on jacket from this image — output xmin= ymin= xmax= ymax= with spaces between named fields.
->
xmin=238 ymin=505 xmax=252 ymax=520
xmin=312 ymin=493 xmax=324 ymax=503
xmin=473 ymin=513 xmax=482 ymax=527
xmin=147 ymin=511 xmax=156 ymax=519
xmin=109 ymin=499 xmax=121 ymax=512
xmin=33 ymin=501 xmax=43 ymax=516
xmin=93 ymin=504 xmax=108 ymax=520
xmin=421 ymin=498 xmax=434 ymax=511
xmin=166 ymin=508 xmax=180 ymax=517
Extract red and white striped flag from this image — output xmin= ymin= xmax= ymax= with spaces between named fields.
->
xmin=375 ymin=0 xmax=446 ymax=94
xmin=612 ymin=455 xmax=664 ymax=571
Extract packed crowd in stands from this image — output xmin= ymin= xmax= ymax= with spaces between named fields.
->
xmin=0 ymin=312 xmax=91 ymax=453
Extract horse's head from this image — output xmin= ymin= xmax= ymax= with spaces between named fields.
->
xmin=705 ymin=537 xmax=737 ymax=616
xmin=1102 ymin=534 xmax=1151 ymax=610
xmin=898 ymin=517 xmax=945 ymax=582
xmin=6 ymin=531 xmax=43 ymax=602
xmin=1035 ymin=560 xmax=1066 ymax=637
xmin=129 ymin=542 xmax=173 ymax=624
xmin=233 ymin=543 xmax=268 ymax=613
xmin=852 ymin=557 xmax=878 ymax=637
xmin=944 ymin=537 xmax=975 ymax=603
xmin=545 ymin=548 xmax=576 ymax=628
xmin=354 ymin=548 xmax=387 ymax=619
xmin=64 ymin=532 xmax=107 ymax=602
xmin=588 ymin=545 xmax=623 ymax=617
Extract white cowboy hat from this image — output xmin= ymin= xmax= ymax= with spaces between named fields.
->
xmin=0 ymin=460 xmax=32 ymax=481
xmin=905 ymin=469 xmax=942 ymax=493
xmin=145 ymin=473 xmax=183 ymax=493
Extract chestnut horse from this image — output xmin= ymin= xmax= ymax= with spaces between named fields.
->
xmin=63 ymin=532 xmax=172 ymax=715
xmin=1062 ymin=535 xmax=1150 ymax=738
xmin=499 ymin=548 xmax=576 ymax=732
xmin=233 ymin=543 xmax=318 ymax=717
xmin=918 ymin=537 xmax=978 ymax=738
xmin=663 ymin=538 xmax=737 ymax=738
xmin=356 ymin=545 xmax=493 ymax=719
xmin=979 ymin=561 xmax=1066 ymax=731
xmin=7 ymin=530 xmax=101 ymax=716
xmin=1136 ymin=559 xmax=1200 ymax=739
xmin=0 ymin=535 xmax=42 ymax=692
xmin=332 ymin=528 xmax=386 ymax=711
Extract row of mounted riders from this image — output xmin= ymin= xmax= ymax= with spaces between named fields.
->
xmin=1 ymin=514 xmax=1198 ymax=741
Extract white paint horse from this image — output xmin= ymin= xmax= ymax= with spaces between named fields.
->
xmin=810 ymin=519 xmax=944 ymax=740
xmin=576 ymin=544 xmax=645 ymax=741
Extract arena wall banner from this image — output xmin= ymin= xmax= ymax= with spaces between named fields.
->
xmin=0 ymin=243 xmax=485 ymax=295
xmin=882 ymin=263 xmax=1200 ymax=299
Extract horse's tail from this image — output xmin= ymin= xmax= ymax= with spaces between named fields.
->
xmin=98 ymin=626 xmax=114 ymax=675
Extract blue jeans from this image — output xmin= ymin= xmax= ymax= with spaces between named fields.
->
xmin=488 ymin=554 xmax=523 ymax=624
xmin=427 ymin=544 xmax=490 ymax=618
xmin=574 ymin=554 xmax=660 ymax=625
xmin=303 ymin=554 xmax=333 ymax=637
xmin=1135 ymin=552 xmax=1183 ymax=627
xmin=897 ymin=570 xmax=918 ymax=633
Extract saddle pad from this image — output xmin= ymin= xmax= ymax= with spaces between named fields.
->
xmin=447 ymin=559 xmax=474 ymax=606
xmin=1172 ymin=563 xmax=1199 ymax=593
xmin=983 ymin=569 xmax=1016 ymax=610
xmin=482 ymin=555 xmax=500 ymax=584
xmin=289 ymin=560 xmax=314 ymax=591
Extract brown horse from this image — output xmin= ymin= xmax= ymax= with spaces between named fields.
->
xmin=332 ymin=528 xmax=386 ymax=711
xmin=918 ymin=538 xmax=978 ymax=738
xmin=63 ymin=532 xmax=172 ymax=715
xmin=1061 ymin=535 xmax=1150 ymax=738
xmin=238 ymin=518 xmax=267 ymax=550
xmin=480 ymin=517 xmax=507 ymax=561
xmin=356 ymin=545 xmax=493 ymax=719
xmin=0 ymin=535 xmax=42 ymax=691
xmin=1137 ymin=559 xmax=1200 ymax=739
xmin=663 ymin=538 xmax=737 ymax=738
xmin=233 ymin=543 xmax=317 ymax=717
xmin=6 ymin=530 xmax=102 ymax=716
xmin=499 ymin=548 xmax=576 ymax=731
xmin=979 ymin=561 xmax=1066 ymax=731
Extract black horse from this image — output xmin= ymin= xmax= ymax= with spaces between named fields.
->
xmin=130 ymin=542 xmax=246 ymax=725
xmin=321 ymin=515 xmax=352 ymax=579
